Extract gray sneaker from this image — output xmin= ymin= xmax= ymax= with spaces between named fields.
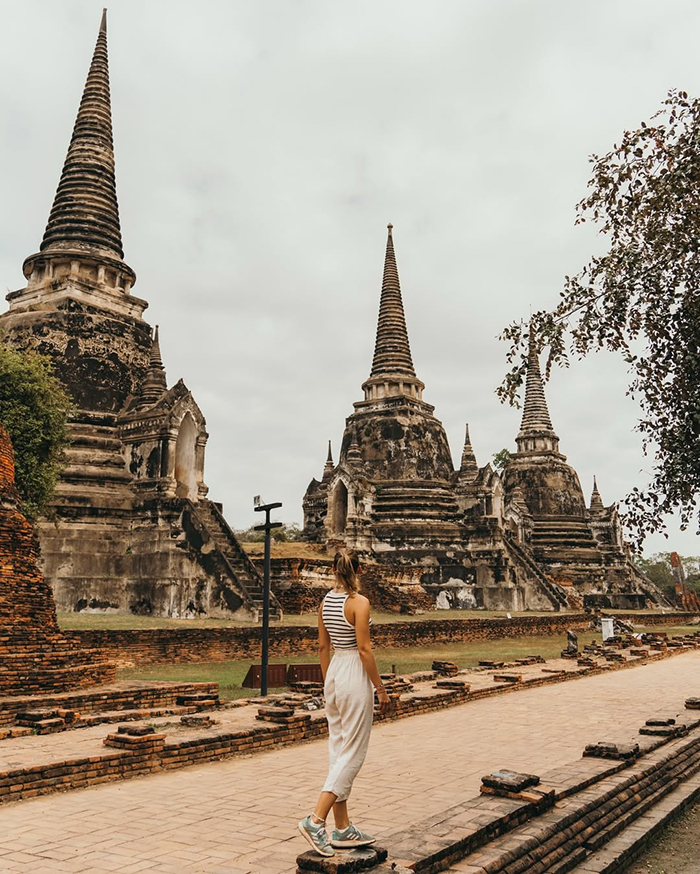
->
xmin=331 ymin=823 xmax=377 ymax=848
xmin=298 ymin=814 xmax=334 ymax=856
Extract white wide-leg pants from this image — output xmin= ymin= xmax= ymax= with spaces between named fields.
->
xmin=322 ymin=649 xmax=375 ymax=802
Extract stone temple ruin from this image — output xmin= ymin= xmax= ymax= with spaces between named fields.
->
xmin=0 ymin=12 xmax=280 ymax=621
xmin=303 ymin=226 xmax=658 ymax=611
xmin=501 ymin=338 xmax=654 ymax=607
xmin=0 ymin=12 xmax=661 ymax=619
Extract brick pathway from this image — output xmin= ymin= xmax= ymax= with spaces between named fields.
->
xmin=0 ymin=652 xmax=697 ymax=874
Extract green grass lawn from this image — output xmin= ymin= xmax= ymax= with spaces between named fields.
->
xmin=116 ymin=624 xmax=698 ymax=700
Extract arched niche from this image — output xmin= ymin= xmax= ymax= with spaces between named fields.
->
xmin=174 ymin=412 xmax=198 ymax=501
xmin=332 ymin=481 xmax=348 ymax=534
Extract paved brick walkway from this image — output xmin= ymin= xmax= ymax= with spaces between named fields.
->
xmin=0 ymin=652 xmax=697 ymax=873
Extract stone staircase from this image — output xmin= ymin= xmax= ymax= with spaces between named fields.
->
xmin=505 ymin=534 xmax=569 ymax=610
xmin=531 ymin=515 xmax=603 ymax=557
xmin=369 ymin=480 xmax=464 ymax=547
xmin=371 ymin=480 xmax=460 ymax=522
xmin=194 ymin=500 xmax=283 ymax=621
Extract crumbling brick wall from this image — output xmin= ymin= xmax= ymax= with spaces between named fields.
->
xmin=62 ymin=611 xmax=699 ymax=668
xmin=0 ymin=423 xmax=116 ymax=694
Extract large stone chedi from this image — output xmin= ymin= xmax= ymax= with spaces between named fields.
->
xmin=0 ymin=13 xmax=278 ymax=620
xmin=501 ymin=336 xmax=653 ymax=604
xmin=304 ymin=225 xmax=462 ymax=557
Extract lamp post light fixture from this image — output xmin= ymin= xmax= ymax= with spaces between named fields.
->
xmin=253 ymin=499 xmax=283 ymax=696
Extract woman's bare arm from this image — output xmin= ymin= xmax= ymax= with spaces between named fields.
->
xmin=318 ymin=604 xmax=331 ymax=680
xmin=352 ymin=597 xmax=391 ymax=710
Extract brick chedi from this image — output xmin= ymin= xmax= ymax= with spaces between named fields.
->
xmin=0 ymin=424 xmax=115 ymax=694
xmin=13 ymin=10 xmax=145 ymax=411
xmin=502 ymin=333 xmax=656 ymax=606
xmin=305 ymin=224 xmax=463 ymax=558
xmin=0 ymin=12 xmax=280 ymax=621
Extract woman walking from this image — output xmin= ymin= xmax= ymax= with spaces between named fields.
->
xmin=298 ymin=549 xmax=391 ymax=857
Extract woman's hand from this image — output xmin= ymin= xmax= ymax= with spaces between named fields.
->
xmin=376 ymin=687 xmax=392 ymax=712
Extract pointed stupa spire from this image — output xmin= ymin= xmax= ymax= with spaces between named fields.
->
xmin=23 ymin=9 xmax=134 ymax=282
xmin=590 ymin=476 xmax=604 ymax=512
xmin=369 ymin=224 xmax=416 ymax=378
xmin=520 ymin=329 xmax=554 ymax=432
xmin=458 ymin=424 xmax=479 ymax=481
xmin=516 ymin=327 xmax=559 ymax=454
xmin=361 ymin=225 xmax=425 ymax=404
xmin=150 ymin=325 xmax=164 ymax=369
xmin=137 ymin=326 xmax=168 ymax=405
xmin=322 ymin=440 xmax=334 ymax=481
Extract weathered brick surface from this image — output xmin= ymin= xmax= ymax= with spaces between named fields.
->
xmin=0 ymin=424 xmax=116 ymax=695
xmin=0 ymin=680 xmax=219 ymax=727
xmin=63 ymin=611 xmax=699 ymax=667
xmin=0 ymin=644 xmax=693 ymax=808
xmin=0 ymin=652 xmax=697 ymax=871
xmin=269 ymin=556 xmax=433 ymax=615
xmin=374 ymin=720 xmax=700 ymax=873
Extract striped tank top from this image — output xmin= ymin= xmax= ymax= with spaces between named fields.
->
xmin=322 ymin=591 xmax=359 ymax=650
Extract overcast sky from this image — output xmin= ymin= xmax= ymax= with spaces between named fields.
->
xmin=1 ymin=0 xmax=698 ymax=557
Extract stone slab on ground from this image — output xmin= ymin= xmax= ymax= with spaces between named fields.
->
xmin=296 ymin=846 xmax=388 ymax=872
xmin=480 ymin=769 xmax=540 ymax=793
xmin=583 ymin=741 xmax=640 ymax=760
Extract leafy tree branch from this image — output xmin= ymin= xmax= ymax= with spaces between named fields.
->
xmin=498 ymin=90 xmax=700 ymax=548
xmin=0 ymin=344 xmax=73 ymax=519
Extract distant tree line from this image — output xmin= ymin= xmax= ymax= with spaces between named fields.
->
xmin=633 ymin=552 xmax=700 ymax=598
xmin=235 ymin=522 xmax=303 ymax=543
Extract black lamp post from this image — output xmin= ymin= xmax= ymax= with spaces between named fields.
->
xmin=253 ymin=499 xmax=282 ymax=696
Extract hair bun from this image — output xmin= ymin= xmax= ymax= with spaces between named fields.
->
xmin=332 ymin=549 xmax=360 ymax=593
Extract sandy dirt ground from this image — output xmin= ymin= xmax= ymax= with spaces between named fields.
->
xmin=627 ymin=801 xmax=700 ymax=874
